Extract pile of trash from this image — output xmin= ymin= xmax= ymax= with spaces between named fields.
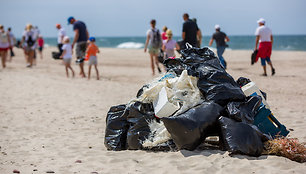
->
xmin=104 ymin=47 xmax=291 ymax=157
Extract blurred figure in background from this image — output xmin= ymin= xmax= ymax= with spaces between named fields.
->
xmin=0 ymin=25 xmax=11 ymax=68
xmin=7 ymin=27 xmax=16 ymax=62
xmin=182 ymin=13 xmax=200 ymax=48
xmin=162 ymin=29 xmax=180 ymax=58
xmin=191 ymin=18 xmax=202 ymax=48
xmin=144 ymin=19 xmax=163 ymax=75
xmin=209 ymin=24 xmax=230 ymax=69
xmin=161 ymin=26 xmax=168 ymax=41
xmin=254 ymin=18 xmax=275 ymax=76
xmin=37 ymin=35 xmax=44 ymax=59
xmin=21 ymin=24 xmax=36 ymax=67
xmin=56 ymin=24 xmax=66 ymax=55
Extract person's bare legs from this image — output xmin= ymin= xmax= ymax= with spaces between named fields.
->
xmin=153 ymin=54 xmax=161 ymax=73
xmin=68 ymin=64 xmax=75 ymax=78
xmin=28 ymin=50 xmax=34 ymax=67
xmin=79 ymin=62 xmax=86 ymax=78
xmin=88 ymin=65 xmax=92 ymax=80
xmin=65 ymin=64 xmax=69 ymax=77
xmin=94 ymin=64 xmax=99 ymax=80
xmin=149 ymin=53 xmax=155 ymax=75
xmin=262 ymin=65 xmax=267 ymax=76
xmin=268 ymin=61 xmax=275 ymax=75
xmin=39 ymin=50 xmax=43 ymax=59
xmin=0 ymin=51 xmax=6 ymax=68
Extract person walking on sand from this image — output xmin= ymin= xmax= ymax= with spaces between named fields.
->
xmin=68 ymin=16 xmax=89 ymax=78
xmin=8 ymin=27 xmax=16 ymax=62
xmin=209 ymin=24 xmax=230 ymax=69
xmin=86 ymin=37 xmax=100 ymax=80
xmin=60 ymin=36 xmax=75 ymax=78
xmin=182 ymin=13 xmax=201 ymax=48
xmin=0 ymin=25 xmax=11 ymax=68
xmin=21 ymin=24 xmax=36 ymax=68
xmin=56 ymin=24 xmax=66 ymax=55
xmin=162 ymin=29 xmax=180 ymax=59
xmin=254 ymin=18 xmax=275 ymax=76
xmin=37 ymin=35 xmax=44 ymax=59
xmin=144 ymin=19 xmax=163 ymax=75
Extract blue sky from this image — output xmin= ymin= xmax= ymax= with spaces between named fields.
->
xmin=1 ymin=0 xmax=305 ymax=38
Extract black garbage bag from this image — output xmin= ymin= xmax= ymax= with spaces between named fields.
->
xmin=104 ymin=104 xmax=130 ymax=151
xmin=236 ymin=77 xmax=251 ymax=87
xmin=161 ymin=102 xmax=223 ymax=150
xmin=126 ymin=101 xmax=156 ymax=150
xmin=236 ymin=77 xmax=267 ymax=100
xmin=52 ymin=51 xmax=61 ymax=59
xmin=218 ymin=116 xmax=264 ymax=156
xmin=226 ymin=95 xmax=262 ymax=124
xmin=163 ymin=58 xmax=186 ymax=76
xmin=185 ymin=48 xmax=245 ymax=105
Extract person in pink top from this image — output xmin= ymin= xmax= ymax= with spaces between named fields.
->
xmin=37 ymin=35 xmax=44 ymax=59
xmin=161 ymin=26 xmax=168 ymax=41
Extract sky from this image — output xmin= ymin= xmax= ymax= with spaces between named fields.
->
xmin=1 ymin=0 xmax=306 ymax=38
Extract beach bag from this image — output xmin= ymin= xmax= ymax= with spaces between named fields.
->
xmin=251 ymin=50 xmax=258 ymax=65
xmin=151 ymin=29 xmax=162 ymax=49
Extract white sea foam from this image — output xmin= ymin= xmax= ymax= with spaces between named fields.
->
xmin=117 ymin=42 xmax=144 ymax=49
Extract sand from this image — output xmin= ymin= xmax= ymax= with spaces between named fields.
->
xmin=0 ymin=47 xmax=305 ymax=173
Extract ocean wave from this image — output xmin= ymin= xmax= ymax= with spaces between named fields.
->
xmin=117 ymin=42 xmax=144 ymax=49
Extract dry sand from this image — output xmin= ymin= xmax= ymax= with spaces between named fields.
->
xmin=0 ymin=47 xmax=305 ymax=173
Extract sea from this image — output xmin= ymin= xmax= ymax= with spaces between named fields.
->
xmin=42 ymin=35 xmax=306 ymax=51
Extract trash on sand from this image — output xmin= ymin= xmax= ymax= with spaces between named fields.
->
xmin=241 ymin=81 xmax=270 ymax=109
xmin=153 ymin=87 xmax=180 ymax=118
xmin=104 ymin=47 xmax=298 ymax=160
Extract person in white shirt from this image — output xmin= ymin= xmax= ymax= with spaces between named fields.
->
xmin=254 ymin=18 xmax=275 ymax=76
xmin=60 ymin=36 xmax=75 ymax=78
xmin=56 ymin=24 xmax=66 ymax=54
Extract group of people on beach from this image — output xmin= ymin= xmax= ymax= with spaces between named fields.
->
xmin=144 ymin=13 xmax=275 ymax=76
xmin=0 ymin=24 xmax=44 ymax=68
xmin=56 ymin=17 xmax=100 ymax=80
xmin=1 ymin=13 xmax=275 ymax=78
xmin=0 ymin=25 xmax=16 ymax=68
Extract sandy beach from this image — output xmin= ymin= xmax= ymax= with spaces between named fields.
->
xmin=0 ymin=47 xmax=305 ymax=173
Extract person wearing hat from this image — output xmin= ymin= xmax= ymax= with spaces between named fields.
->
xmin=162 ymin=29 xmax=180 ymax=58
xmin=56 ymin=24 xmax=66 ymax=55
xmin=209 ymin=24 xmax=230 ymax=69
xmin=67 ymin=16 xmax=89 ymax=78
xmin=0 ymin=25 xmax=11 ymax=68
xmin=21 ymin=23 xmax=36 ymax=67
xmin=86 ymin=37 xmax=100 ymax=80
xmin=254 ymin=18 xmax=275 ymax=76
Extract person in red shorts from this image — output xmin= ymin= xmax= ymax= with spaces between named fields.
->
xmin=0 ymin=25 xmax=11 ymax=68
xmin=254 ymin=18 xmax=275 ymax=76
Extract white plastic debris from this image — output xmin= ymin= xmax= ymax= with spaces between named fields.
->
xmin=153 ymin=87 xmax=180 ymax=118
xmin=241 ymin=81 xmax=270 ymax=109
